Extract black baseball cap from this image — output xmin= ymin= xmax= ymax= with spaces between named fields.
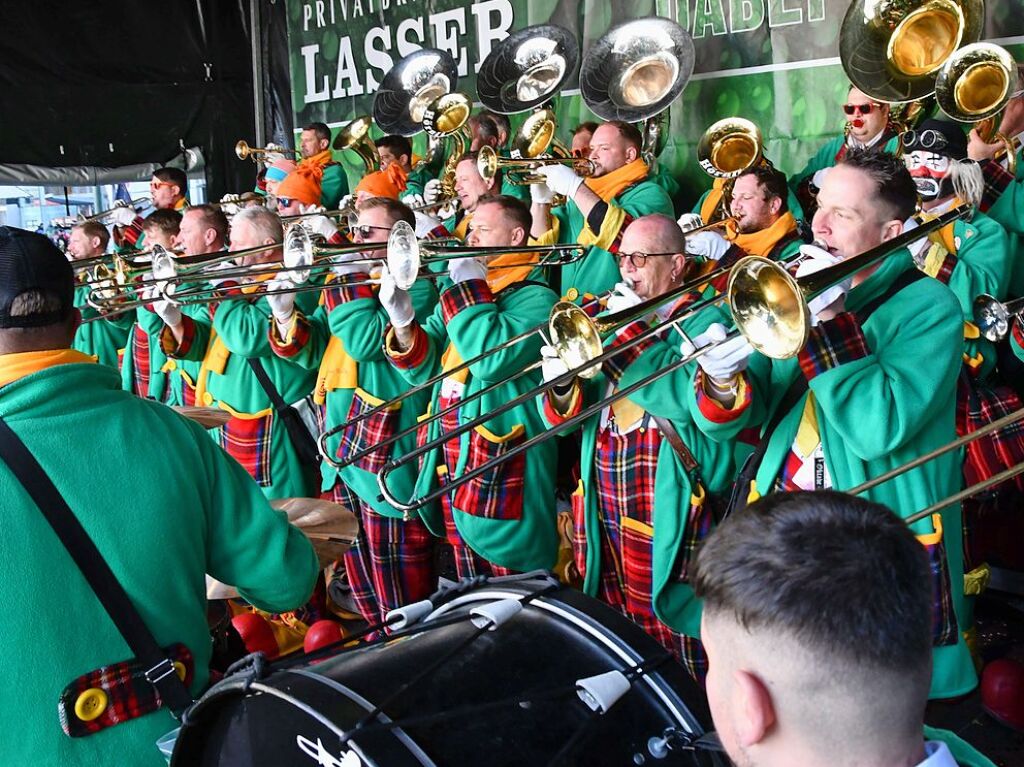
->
xmin=0 ymin=226 xmax=75 ymax=328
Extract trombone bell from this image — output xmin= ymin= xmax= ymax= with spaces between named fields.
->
xmin=972 ymin=293 xmax=1009 ymax=343
xmin=727 ymin=256 xmax=808 ymax=360
xmin=548 ymin=301 xmax=604 ymax=380
xmin=387 ymin=221 xmax=422 ymax=291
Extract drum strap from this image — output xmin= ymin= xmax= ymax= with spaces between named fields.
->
xmin=0 ymin=415 xmax=193 ymax=718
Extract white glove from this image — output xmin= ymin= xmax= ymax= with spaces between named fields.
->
xmin=413 ymin=211 xmax=442 ymax=238
xmin=423 ymin=179 xmax=443 ymax=206
xmin=378 ymin=264 xmax=415 ymax=328
xmin=538 ymin=164 xmax=585 ymax=199
xmin=794 ymin=244 xmax=849 ymax=323
xmin=337 ymin=194 xmax=353 ymax=213
xmin=448 ymin=257 xmax=488 ymax=284
xmin=109 ymin=201 xmax=137 ymax=227
xmin=401 ymin=192 xmax=425 ymax=209
xmin=298 ymin=202 xmax=326 ymax=215
xmin=144 ymin=281 xmax=182 ymax=326
xmin=304 ymin=215 xmax=339 ymax=241
xmin=811 ymin=168 xmax=829 ymax=191
xmin=531 ymin=181 xmax=555 ymax=205
xmin=685 ymin=230 xmax=731 ymax=261
xmin=332 ymin=247 xmax=371 ymax=277
xmin=540 ymin=344 xmax=570 ymax=383
xmin=218 ymin=194 xmax=241 ymax=218
xmin=676 ymin=212 xmax=705 ymax=233
xmin=689 ymin=323 xmax=754 ymax=381
xmin=267 ymin=280 xmax=296 ymax=322
xmin=604 ymin=281 xmax=644 ymax=314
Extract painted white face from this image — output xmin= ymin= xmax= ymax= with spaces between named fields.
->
xmin=904 ymin=150 xmax=951 ymax=201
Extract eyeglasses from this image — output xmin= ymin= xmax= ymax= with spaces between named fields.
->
xmin=843 ymin=103 xmax=878 ymax=116
xmin=150 ymin=180 xmax=176 ymax=190
xmin=615 ymin=251 xmax=677 ymax=268
xmin=352 ymin=224 xmax=392 ymax=239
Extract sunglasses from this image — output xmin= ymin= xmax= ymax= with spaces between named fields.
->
xmin=150 ymin=180 xmax=177 ymax=190
xmin=352 ymin=224 xmax=392 ymax=239
xmin=843 ymin=103 xmax=877 ymax=116
xmin=276 ymin=197 xmax=295 ymax=208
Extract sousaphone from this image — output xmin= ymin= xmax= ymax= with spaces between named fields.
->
xmin=373 ymin=48 xmax=459 ymax=137
xmin=579 ymin=16 xmax=694 ymax=166
xmin=477 ymin=24 xmax=580 ymax=114
xmin=839 ymin=0 xmax=985 ymax=104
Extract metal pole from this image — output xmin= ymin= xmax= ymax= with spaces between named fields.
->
xmin=250 ymin=0 xmax=266 ymax=148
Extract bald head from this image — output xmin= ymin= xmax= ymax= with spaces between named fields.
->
xmin=617 ymin=214 xmax=689 ymax=301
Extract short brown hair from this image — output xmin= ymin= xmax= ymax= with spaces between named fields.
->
xmin=153 ymin=166 xmax=187 ymax=196
xmin=573 ymin=121 xmax=598 ymax=136
xmin=72 ymin=220 xmax=109 ymax=250
xmin=142 ymin=208 xmax=182 ymax=239
xmin=360 ymin=197 xmax=415 ymax=229
xmin=737 ymin=165 xmax=790 ymax=214
xmin=185 ymin=204 xmax=229 ymax=244
xmin=475 ymin=194 xmax=531 ymax=240
xmin=604 ymin=120 xmax=644 ymax=153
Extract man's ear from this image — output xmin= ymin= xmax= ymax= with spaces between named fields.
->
xmin=880 ymin=219 xmax=904 ymax=243
xmin=733 ymin=669 xmax=776 ymax=749
xmin=626 ymin=145 xmax=639 ymax=163
xmin=769 ymin=196 xmax=783 ymax=216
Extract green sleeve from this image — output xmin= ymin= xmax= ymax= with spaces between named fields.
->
xmin=620 ymin=181 xmax=674 ymax=219
xmin=987 ymin=172 xmax=1024 ymax=235
xmin=213 ymin=297 xmax=274 ymax=358
xmin=808 ymin=280 xmax=964 ymax=461
xmin=319 ymin=164 xmax=349 ymax=210
xmin=197 ymin=422 xmax=319 ymax=612
xmin=944 ymin=215 xmax=1012 ymax=311
xmin=922 ymin=726 xmax=996 ymax=767
xmin=691 ymin=189 xmax=710 ymax=216
xmin=792 ymin=136 xmax=845 ymax=186
xmin=333 ymin=280 xmax=437 ymax=362
xmin=389 ymin=303 xmax=448 ymax=385
xmin=446 ymin=284 xmax=555 ymax=383
xmin=168 ymin=308 xmax=213 ymax=362
xmin=1012 ymin=321 xmax=1024 ymax=362
xmin=279 ymin=304 xmax=331 ymax=371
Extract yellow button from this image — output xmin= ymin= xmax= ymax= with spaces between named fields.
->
xmin=74 ymin=688 xmax=108 ymax=722
xmin=173 ymin=661 xmax=187 ymax=681
xmin=565 ymin=288 xmax=579 ymax=302
xmin=202 ymin=392 xmax=214 ymax=406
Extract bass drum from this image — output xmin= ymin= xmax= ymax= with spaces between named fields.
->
xmin=173 ymin=574 xmax=725 ymax=766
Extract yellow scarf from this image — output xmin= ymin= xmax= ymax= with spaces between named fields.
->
xmin=699 ymin=179 xmax=727 ymax=223
xmin=584 ymin=158 xmax=650 ymax=202
xmin=730 ymin=212 xmax=799 ymax=258
xmin=0 ymin=349 xmax=95 ymax=387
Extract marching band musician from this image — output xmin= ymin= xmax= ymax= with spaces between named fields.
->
xmin=690 ymin=149 xmax=977 ymax=701
xmin=378 ymin=134 xmax=435 ymax=201
xmin=421 ymin=152 xmax=500 ymax=241
xmin=68 ymin=221 xmax=134 ymax=370
xmin=267 ymin=198 xmax=440 ymax=628
xmin=381 ymin=195 xmax=561 ymax=577
xmin=158 ymin=207 xmax=321 ymax=499
xmin=538 ymin=213 xmax=740 ymax=681
xmin=298 ymin=121 xmax=349 ymax=209
xmin=110 ymin=167 xmax=189 ymax=251
xmin=682 ymin=165 xmax=805 ymax=265
xmin=530 ymin=120 xmax=674 ymax=299
xmin=120 ymin=210 xmax=182 ymax=401
xmin=0 ymin=227 xmax=318 ymax=767
xmin=571 ymin=122 xmax=598 ymax=159
xmin=262 ymin=157 xmax=297 ymax=200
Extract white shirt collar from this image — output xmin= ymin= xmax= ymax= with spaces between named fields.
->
xmin=916 ymin=740 xmax=958 ymax=767
xmin=848 ymin=129 xmax=887 ymax=151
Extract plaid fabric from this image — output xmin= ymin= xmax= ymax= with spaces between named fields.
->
xmin=956 ymin=373 xmax=1024 ymax=492
xmin=268 ymin=312 xmax=314 ymax=359
xmin=428 ymin=223 xmax=452 ymax=240
xmin=337 ymin=390 xmax=399 ymax=474
xmin=707 ymin=244 xmax=747 ymax=294
xmin=130 ymin=324 xmax=151 ymax=398
xmin=118 ymin=216 xmax=146 ymax=248
xmin=798 ymin=312 xmax=870 ymax=380
xmin=1013 ymin=318 xmax=1024 ymax=350
xmin=979 ymin=158 xmax=1015 ymax=213
xmin=438 ymin=391 xmax=463 ymax=487
xmin=387 ymin=324 xmax=430 ymax=370
xmin=603 ymin=318 xmax=659 ymax=383
xmin=604 ymin=212 xmax=634 ymax=255
xmin=669 ymin=489 xmax=715 ymax=585
xmin=440 ymin=279 xmax=494 ymax=323
xmin=58 ymin=643 xmax=193 ymax=737
xmin=593 ymin=417 xmax=706 ymax=681
xmin=440 ymin=496 xmax=514 ymax=579
xmin=181 ymin=377 xmax=197 ymax=407
xmin=219 ymin=412 xmax=274 ymax=487
xmin=362 ymin=505 xmax=436 ymax=626
xmin=932 ymin=252 xmax=959 ymax=285
xmin=776 ymin=448 xmax=811 ymax=492
xmin=452 ymin=426 xmax=526 ymax=520
xmin=570 ymin=483 xmax=588 ymax=581
xmin=918 ymin=525 xmax=960 ymax=647
xmin=160 ymin=315 xmax=197 ymax=359
xmin=324 ymin=278 xmax=374 ymax=310
xmin=693 ymin=370 xmax=753 ymax=424
xmin=322 ymin=481 xmax=380 ymax=627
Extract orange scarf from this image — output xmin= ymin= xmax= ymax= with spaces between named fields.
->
xmin=302 ymin=149 xmax=335 ymax=169
xmin=584 ymin=158 xmax=650 ymax=202
xmin=729 ymin=212 xmax=798 ymax=258
xmin=485 ymin=250 xmax=541 ymax=294
xmin=699 ymin=179 xmax=727 ymax=223
xmin=0 ymin=349 xmax=95 ymax=387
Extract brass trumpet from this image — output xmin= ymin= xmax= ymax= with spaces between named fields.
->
xmin=477 ymin=145 xmax=595 ymax=186
xmin=235 ymin=140 xmax=301 ymax=162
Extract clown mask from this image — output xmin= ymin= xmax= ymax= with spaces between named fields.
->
xmin=904 ymin=150 xmax=954 ymax=201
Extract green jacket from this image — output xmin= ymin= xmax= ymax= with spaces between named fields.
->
xmin=0 ymin=361 xmax=317 ymax=767
xmin=280 ymin=278 xmax=438 ymax=518
xmin=168 ymin=290 xmax=322 ymax=499
xmin=689 ymin=249 xmax=976 ymax=700
xmin=923 ymin=726 xmax=996 ymax=767
xmin=389 ymin=275 xmax=560 ymax=571
xmin=405 ymin=164 xmax=434 ymax=198
xmin=791 ymin=133 xmax=901 ymax=188
xmin=164 ymin=292 xmax=212 ymax=407
xmin=542 ymin=304 xmax=743 ymax=636
xmin=559 ymin=180 xmax=674 ymax=299
xmin=982 ymin=149 xmax=1024 ymax=296
xmin=120 ymin=307 xmax=169 ymax=401
xmin=72 ymin=284 xmax=133 ymax=370
xmin=320 ymin=162 xmax=349 ymax=210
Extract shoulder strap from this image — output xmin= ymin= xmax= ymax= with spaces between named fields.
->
xmin=726 ymin=266 xmax=929 ymax=518
xmin=246 ymin=356 xmax=288 ymax=412
xmin=0 ymin=416 xmax=192 ymax=717
xmin=650 ymin=415 xmax=699 ymax=474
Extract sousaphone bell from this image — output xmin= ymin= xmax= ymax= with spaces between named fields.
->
xmin=477 ymin=24 xmax=580 ymax=114
xmin=373 ymin=48 xmax=459 ymax=137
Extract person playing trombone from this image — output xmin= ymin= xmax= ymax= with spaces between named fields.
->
xmin=266 ymin=197 xmax=440 ymax=629
xmin=690 ymin=149 xmax=976 ymax=701
xmin=158 ymin=207 xmax=321 ymax=499
xmin=380 ymin=195 xmax=561 ymax=577
xmin=537 ymin=213 xmax=741 ymax=682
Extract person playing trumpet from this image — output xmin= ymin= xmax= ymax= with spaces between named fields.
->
xmin=266 ymin=197 xmax=440 ymax=628
xmin=68 ymin=221 xmax=134 ymax=370
xmin=298 ymin=121 xmax=349 ymax=210
xmin=381 ymin=195 xmax=561 ymax=577
xmin=690 ymin=149 xmax=976 ymax=701
xmin=529 ymin=120 xmax=674 ymax=301
xmin=538 ymin=213 xmax=740 ymax=681
xmin=158 ymin=207 xmax=321 ymax=499
xmin=109 ymin=167 xmax=189 ymax=251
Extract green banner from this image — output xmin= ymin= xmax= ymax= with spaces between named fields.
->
xmin=286 ymin=0 xmax=1024 ymax=201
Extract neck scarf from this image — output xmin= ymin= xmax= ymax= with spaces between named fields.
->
xmin=730 ymin=212 xmax=798 ymax=258
xmin=0 ymin=349 xmax=95 ymax=387
xmin=584 ymin=158 xmax=650 ymax=202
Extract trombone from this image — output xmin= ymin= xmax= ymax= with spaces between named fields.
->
xmin=76 ymin=197 xmax=152 ymax=225
xmin=373 ymin=206 xmax=970 ymax=512
xmin=973 ymin=293 xmax=1024 ymax=342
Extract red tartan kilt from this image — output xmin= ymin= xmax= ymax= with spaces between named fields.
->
xmin=670 ymin=492 xmax=715 ymax=585
xmin=337 ymin=389 xmax=399 ymax=474
xmin=219 ymin=412 xmax=274 ymax=487
xmin=571 ymin=480 xmax=587 ymax=580
xmin=957 ymin=376 xmax=1024 ymax=493
xmin=452 ymin=425 xmax=526 ymax=520
xmin=620 ymin=518 xmax=656 ymax=620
